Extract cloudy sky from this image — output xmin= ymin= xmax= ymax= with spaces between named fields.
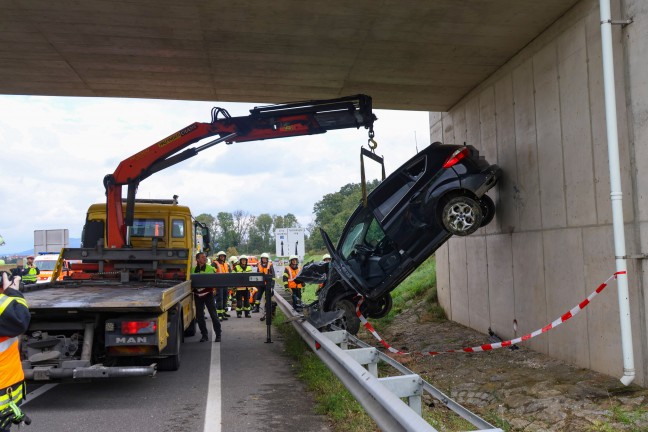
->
xmin=0 ymin=95 xmax=430 ymax=254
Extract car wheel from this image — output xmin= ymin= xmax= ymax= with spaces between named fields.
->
xmin=441 ymin=195 xmax=483 ymax=236
xmin=479 ymin=195 xmax=496 ymax=227
xmin=332 ymin=299 xmax=361 ymax=335
xmin=364 ymin=294 xmax=393 ymax=319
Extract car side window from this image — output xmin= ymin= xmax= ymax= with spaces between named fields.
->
xmin=365 ymin=218 xmax=385 ymax=248
xmin=341 ymin=221 xmax=365 ymax=259
xmin=375 ymin=156 xmax=426 ymax=217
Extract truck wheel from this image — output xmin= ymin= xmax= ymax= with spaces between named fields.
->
xmin=158 ymin=317 xmax=182 ymax=371
xmin=183 ymin=318 xmax=197 ymax=338
xmin=332 ymin=299 xmax=361 ymax=335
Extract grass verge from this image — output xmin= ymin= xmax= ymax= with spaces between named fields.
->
xmin=273 ymin=310 xmax=378 ymax=432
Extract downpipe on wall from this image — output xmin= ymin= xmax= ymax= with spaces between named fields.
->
xmin=599 ymin=0 xmax=635 ymax=386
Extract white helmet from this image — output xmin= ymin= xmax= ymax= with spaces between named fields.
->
xmin=322 ymin=254 xmax=331 ymax=261
xmin=239 ymin=255 xmax=248 ymax=262
xmin=229 ymin=256 xmax=238 ymax=264
xmin=216 ymin=251 xmax=227 ymax=257
xmin=289 ymin=255 xmax=299 ymax=262
xmin=260 ymin=252 xmax=270 ymax=260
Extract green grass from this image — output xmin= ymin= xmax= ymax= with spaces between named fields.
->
xmin=274 ymin=311 xmax=378 ymax=432
xmin=374 ymin=256 xmax=446 ymax=329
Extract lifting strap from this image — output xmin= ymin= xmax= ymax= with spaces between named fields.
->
xmin=360 ymin=134 xmax=385 ymax=207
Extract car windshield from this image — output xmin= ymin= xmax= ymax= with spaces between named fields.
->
xmin=339 ymin=208 xmax=387 ymax=259
xmin=34 ymin=260 xmax=57 ymax=271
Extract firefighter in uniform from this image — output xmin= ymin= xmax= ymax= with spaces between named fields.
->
xmin=0 ymin=273 xmax=30 ymax=431
xmin=234 ymin=255 xmax=252 ymax=318
xmin=191 ymin=253 xmax=222 ymax=343
xmin=227 ymin=256 xmax=239 ymax=312
xmin=212 ymin=251 xmax=230 ymax=321
xmin=283 ymin=255 xmax=304 ymax=309
xmin=253 ymin=253 xmax=275 ymax=313
xmin=20 ymin=256 xmax=39 ymax=285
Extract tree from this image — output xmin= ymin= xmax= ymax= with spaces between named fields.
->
xmin=215 ymin=212 xmax=237 ymax=249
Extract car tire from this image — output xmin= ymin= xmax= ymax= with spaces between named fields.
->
xmin=364 ymin=294 xmax=393 ymax=319
xmin=441 ymin=195 xmax=483 ymax=236
xmin=479 ymin=195 xmax=496 ymax=227
xmin=332 ymin=299 xmax=361 ymax=335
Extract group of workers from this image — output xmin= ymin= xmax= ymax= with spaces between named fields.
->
xmin=191 ymin=251 xmax=332 ymax=343
xmin=191 ymin=251 xmax=279 ymax=343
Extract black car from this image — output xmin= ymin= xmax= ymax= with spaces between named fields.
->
xmin=304 ymin=142 xmax=501 ymax=333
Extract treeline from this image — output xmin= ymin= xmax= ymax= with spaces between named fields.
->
xmin=197 ymin=179 xmax=380 ymax=255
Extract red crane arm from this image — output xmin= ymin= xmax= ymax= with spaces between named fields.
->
xmin=103 ymin=94 xmax=376 ymax=248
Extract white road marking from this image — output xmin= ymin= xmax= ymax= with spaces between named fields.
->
xmin=22 ymin=383 xmax=58 ymax=405
xmin=203 ymin=337 xmax=222 ymax=432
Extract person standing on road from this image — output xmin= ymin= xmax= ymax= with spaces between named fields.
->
xmin=19 ymin=256 xmax=39 ymax=285
xmin=191 ymin=252 xmax=222 ymax=343
xmin=283 ymin=255 xmax=304 ymax=309
xmin=212 ymin=251 xmax=230 ymax=321
xmin=234 ymin=255 xmax=252 ymax=318
xmin=253 ymin=253 xmax=275 ymax=313
xmin=0 ymin=273 xmax=31 ymax=432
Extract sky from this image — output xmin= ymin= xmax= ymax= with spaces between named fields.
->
xmin=0 ymin=95 xmax=430 ymax=254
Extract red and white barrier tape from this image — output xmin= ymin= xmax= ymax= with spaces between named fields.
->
xmin=356 ymin=271 xmax=625 ymax=356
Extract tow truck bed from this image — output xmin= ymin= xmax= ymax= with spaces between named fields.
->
xmin=23 ymin=280 xmax=191 ymax=313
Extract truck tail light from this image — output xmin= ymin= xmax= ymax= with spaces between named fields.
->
xmin=442 ymin=147 xmax=470 ymax=169
xmin=121 ymin=321 xmax=157 ymax=335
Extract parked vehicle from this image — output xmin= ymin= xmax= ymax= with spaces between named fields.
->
xmin=306 ymin=142 xmax=501 ymax=333
xmin=33 ymin=253 xmax=80 ymax=283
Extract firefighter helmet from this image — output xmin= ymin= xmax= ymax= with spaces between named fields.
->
xmin=322 ymin=254 xmax=331 ymax=261
xmin=289 ymin=255 xmax=299 ymax=263
xmin=229 ymin=256 xmax=238 ymax=264
xmin=216 ymin=250 xmax=227 ymax=257
xmin=260 ymin=252 xmax=270 ymax=260
xmin=239 ymin=255 xmax=248 ymax=262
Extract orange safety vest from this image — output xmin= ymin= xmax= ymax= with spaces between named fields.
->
xmin=286 ymin=266 xmax=303 ymax=289
xmin=0 ymin=294 xmax=27 ymax=391
xmin=258 ymin=262 xmax=273 ymax=275
xmin=214 ymin=260 xmax=229 ymax=273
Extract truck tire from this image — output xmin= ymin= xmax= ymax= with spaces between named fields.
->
xmin=183 ymin=318 xmax=197 ymax=338
xmin=158 ymin=315 xmax=182 ymax=371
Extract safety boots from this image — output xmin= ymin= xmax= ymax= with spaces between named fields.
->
xmin=252 ymin=304 xmax=260 ymax=313
xmin=245 ymin=310 xmax=251 ymax=318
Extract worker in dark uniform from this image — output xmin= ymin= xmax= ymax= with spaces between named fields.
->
xmin=191 ymin=253 xmax=221 ymax=342
xmin=233 ymin=255 xmax=252 ymax=318
xmin=0 ymin=272 xmax=31 ymax=431
xmin=283 ymin=255 xmax=304 ymax=309
xmin=253 ymin=253 xmax=275 ymax=313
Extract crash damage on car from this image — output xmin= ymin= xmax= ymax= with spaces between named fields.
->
xmin=301 ymin=142 xmax=502 ymax=334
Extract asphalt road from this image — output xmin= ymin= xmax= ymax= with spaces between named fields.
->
xmin=20 ymin=298 xmax=330 ymax=432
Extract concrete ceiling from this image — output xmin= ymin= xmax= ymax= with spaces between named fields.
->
xmin=0 ymin=0 xmax=579 ymax=111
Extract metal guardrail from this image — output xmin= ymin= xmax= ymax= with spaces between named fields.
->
xmin=273 ymin=292 xmax=503 ymax=432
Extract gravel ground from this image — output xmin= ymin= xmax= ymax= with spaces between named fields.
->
xmin=359 ymin=305 xmax=648 ymax=432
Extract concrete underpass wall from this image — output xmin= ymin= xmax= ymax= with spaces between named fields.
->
xmin=432 ymin=0 xmax=648 ymax=385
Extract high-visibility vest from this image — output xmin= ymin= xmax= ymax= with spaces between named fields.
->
xmin=22 ymin=266 xmax=38 ymax=283
xmin=234 ymin=264 xmax=251 ymax=290
xmin=0 ymin=294 xmax=28 ymax=400
xmin=214 ymin=261 xmax=229 ymax=273
xmin=191 ymin=264 xmax=216 ymax=297
xmin=285 ymin=266 xmax=303 ymax=289
xmin=258 ymin=262 xmax=273 ymax=275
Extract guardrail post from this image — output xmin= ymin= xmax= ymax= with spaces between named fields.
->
xmin=378 ymin=375 xmax=424 ymax=415
xmin=344 ymin=347 xmax=379 ymax=377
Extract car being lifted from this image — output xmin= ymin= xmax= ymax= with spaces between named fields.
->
xmin=304 ymin=142 xmax=502 ymax=334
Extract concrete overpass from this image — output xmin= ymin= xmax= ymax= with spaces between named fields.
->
xmin=2 ymin=0 xmax=648 ymax=387
xmin=1 ymin=0 xmax=577 ymax=110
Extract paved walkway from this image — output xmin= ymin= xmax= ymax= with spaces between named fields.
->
xmin=204 ymin=304 xmax=332 ymax=432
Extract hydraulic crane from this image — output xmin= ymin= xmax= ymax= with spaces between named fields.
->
xmin=103 ymin=94 xmax=376 ymax=249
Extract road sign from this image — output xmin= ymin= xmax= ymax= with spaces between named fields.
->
xmin=275 ymin=228 xmax=288 ymax=257
xmin=287 ymin=228 xmax=305 ymax=260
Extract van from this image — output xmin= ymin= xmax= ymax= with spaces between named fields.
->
xmin=33 ymin=253 xmax=80 ymax=283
